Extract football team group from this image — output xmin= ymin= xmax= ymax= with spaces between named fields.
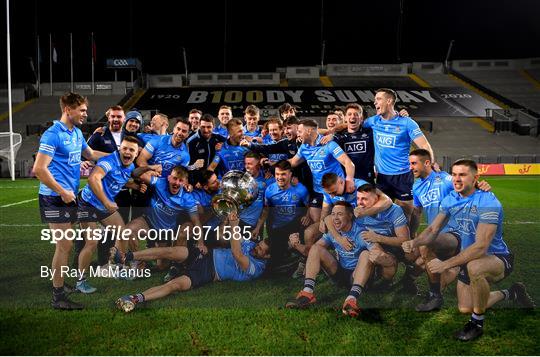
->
xmin=34 ymin=89 xmax=534 ymax=342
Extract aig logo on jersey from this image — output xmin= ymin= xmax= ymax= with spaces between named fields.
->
xmin=344 ymin=141 xmax=366 ymax=154
xmin=376 ymin=133 xmax=396 ymax=148
xmin=68 ymin=151 xmax=81 ymax=165
xmin=420 ymin=188 xmax=440 ymax=207
xmin=308 ymin=160 xmax=326 ymax=172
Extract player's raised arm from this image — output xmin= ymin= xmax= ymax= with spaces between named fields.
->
xmin=354 ymin=189 xmax=392 ymax=217
xmin=288 ymin=154 xmax=305 ymax=168
xmin=82 ymin=146 xmax=108 ymax=162
xmin=412 ymin=135 xmax=435 ymax=167
xmin=228 ymin=213 xmax=250 ymax=271
xmin=136 ymin=146 xmax=153 ymax=167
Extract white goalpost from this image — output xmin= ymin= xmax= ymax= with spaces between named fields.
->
xmin=5 ymin=0 xmax=16 ymax=181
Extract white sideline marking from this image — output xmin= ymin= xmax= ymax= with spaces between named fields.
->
xmin=0 ymin=223 xmax=45 ymax=227
xmin=0 ymin=186 xmax=38 ymax=189
xmin=0 ymin=198 xmax=38 ymax=207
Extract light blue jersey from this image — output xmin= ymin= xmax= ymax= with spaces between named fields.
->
xmin=211 ymin=141 xmax=250 ymax=174
xmin=364 ymin=114 xmax=424 ymax=175
xmin=240 ymin=172 xmax=275 ymax=226
xmin=440 ymin=190 xmax=509 ymax=255
xmin=213 ymin=125 xmax=228 ymax=138
xmin=81 ymin=152 xmax=134 ymax=212
xmin=191 ymin=188 xmax=214 ymax=208
xmin=294 ymin=134 xmax=346 ymax=193
xmin=243 ymin=125 xmax=261 ymax=138
xmin=264 ymin=182 xmax=309 ymax=228
xmin=138 ymin=132 xmax=165 ymax=146
xmin=146 ymin=177 xmax=198 ymax=230
xmin=38 ymin=120 xmax=88 ymax=196
xmin=323 ymin=178 xmax=367 ymax=208
xmin=322 ymin=220 xmax=372 ymax=270
xmin=413 ymin=171 xmax=456 ymax=233
xmin=143 ymin=135 xmax=190 ymax=178
xmin=356 ymin=204 xmax=408 ymax=237
xmin=213 ymin=240 xmax=266 ymax=281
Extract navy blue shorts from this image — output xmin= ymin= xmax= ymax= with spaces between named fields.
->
xmin=376 ymin=171 xmax=414 ymax=201
xmin=184 ymin=247 xmax=215 ymax=288
xmin=458 ymin=253 xmax=514 ymax=285
xmin=39 ymin=194 xmax=78 ymax=224
xmin=308 ymin=192 xmax=323 ymax=208
xmin=76 ymin=194 xmax=114 ymax=222
xmin=381 ymin=243 xmax=406 ymax=262
xmin=330 ymin=265 xmax=355 ymax=288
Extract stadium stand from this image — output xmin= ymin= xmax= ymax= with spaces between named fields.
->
xmin=0 ymin=94 xmax=124 ymax=177
xmin=451 ymin=58 xmax=540 ymax=114
xmin=1 ymin=59 xmax=538 ymax=178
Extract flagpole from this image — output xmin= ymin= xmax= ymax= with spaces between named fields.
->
xmin=6 ymin=0 xmax=15 ymax=180
xmin=91 ymin=32 xmax=95 ymax=94
xmin=36 ymin=35 xmax=41 ymax=96
xmin=70 ymin=33 xmax=73 ymax=92
xmin=49 ymin=33 xmax=52 ymax=95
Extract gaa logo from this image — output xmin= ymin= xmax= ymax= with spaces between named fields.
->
xmin=344 ymin=141 xmax=366 ymax=154
xmin=376 ymin=133 xmax=396 ymax=148
xmin=113 ymin=59 xmax=129 ymax=66
xmin=308 ymin=160 xmax=326 ymax=171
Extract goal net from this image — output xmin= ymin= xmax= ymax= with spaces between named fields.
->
xmin=0 ymin=132 xmax=23 ymax=179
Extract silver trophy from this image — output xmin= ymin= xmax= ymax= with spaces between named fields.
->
xmin=211 ymin=170 xmax=259 ymax=218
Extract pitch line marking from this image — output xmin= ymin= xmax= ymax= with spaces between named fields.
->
xmin=0 ymin=186 xmax=39 ymax=189
xmin=0 ymin=198 xmax=38 ymax=207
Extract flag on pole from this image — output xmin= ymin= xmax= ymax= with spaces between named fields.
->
xmin=52 ymin=46 xmax=58 ymax=63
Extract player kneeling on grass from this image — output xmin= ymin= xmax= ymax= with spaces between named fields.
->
xmin=286 ymin=202 xmax=376 ymax=315
xmin=115 ymin=212 xmax=270 ymax=313
xmin=75 ymin=136 xmax=141 ymax=293
xmin=404 ymin=159 xmax=535 ymax=341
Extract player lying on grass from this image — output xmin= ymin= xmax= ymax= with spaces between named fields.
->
xmin=115 ymin=212 xmax=270 ymax=313
xmin=403 ymin=159 xmax=535 ymax=341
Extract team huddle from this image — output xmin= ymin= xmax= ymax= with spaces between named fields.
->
xmin=35 ymin=90 xmax=534 ymax=342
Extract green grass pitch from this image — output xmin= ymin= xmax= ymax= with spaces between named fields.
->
xmin=0 ymin=177 xmax=538 ymax=355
